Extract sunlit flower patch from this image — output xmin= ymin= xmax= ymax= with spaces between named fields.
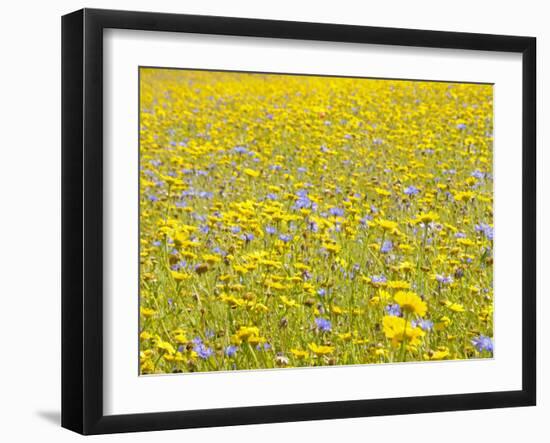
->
xmin=138 ymin=68 xmax=494 ymax=374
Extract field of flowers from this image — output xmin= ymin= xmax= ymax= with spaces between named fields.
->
xmin=139 ymin=68 xmax=494 ymax=374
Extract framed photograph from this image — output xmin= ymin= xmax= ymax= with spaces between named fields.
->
xmin=62 ymin=8 xmax=536 ymax=435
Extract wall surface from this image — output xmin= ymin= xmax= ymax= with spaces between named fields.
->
xmin=0 ymin=0 xmax=546 ymax=441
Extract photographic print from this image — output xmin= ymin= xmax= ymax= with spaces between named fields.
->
xmin=138 ymin=68 xmax=494 ymax=375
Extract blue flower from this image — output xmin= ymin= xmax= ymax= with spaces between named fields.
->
xmin=230 ymin=226 xmax=241 ymax=234
xmin=404 ymin=185 xmax=419 ymax=196
xmin=371 ymin=275 xmax=387 ymax=285
xmin=265 ymin=226 xmax=277 ymax=235
xmin=315 ymin=317 xmax=332 ymax=332
xmin=199 ymin=225 xmax=210 ymax=234
xmin=471 ymin=170 xmax=485 ymax=179
xmin=211 ymin=246 xmax=225 ymax=256
xmin=457 ymin=123 xmax=467 ymax=130
xmin=194 ymin=343 xmax=214 ymax=359
xmin=256 ymin=343 xmax=272 ymax=351
xmin=329 ymin=207 xmax=345 ymax=217
xmin=225 ymin=345 xmax=238 ymax=357
xmin=475 ymin=223 xmax=494 ymax=240
xmin=385 ymin=304 xmax=402 ymax=317
xmin=380 ymin=240 xmax=393 ymax=254
xmin=292 ymin=191 xmax=313 ymax=210
xmin=232 ymin=146 xmax=248 ymax=154
xmin=455 ymin=232 xmax=467 ymax=239
xmin=171 ymin=260 xmax=187 ymax=271
xmin=359 ymin=216 xmax=371 ymax=226
xmin=471 ymin=335 xmax=493 ymax=353
xmin=436 ymin=274 xmax=453 ymax=285
xmin=240 ymin=233 xmax=254 ymax=242
xmin=317 ymin=288 xmax=326 ymax=297
xmin=412 ymin=319 xmax=433 ymax=331
xmin=308 ymin=221 xmax=319 ymax=232
xmin=279 ymin=234 xmax=293 ymax=243
xmin=266 ymin=193 xmax=278 ymax=200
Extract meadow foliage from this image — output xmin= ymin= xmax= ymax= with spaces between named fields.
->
xmin=139 ymin=69 xmax=494 ymax=374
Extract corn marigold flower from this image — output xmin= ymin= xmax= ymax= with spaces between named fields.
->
xmin=382 ymin=316 xmax=425 ymax=347
xmin=394 ymin=291 xmax=427 ymax=317
xmin=308 ymin=343 xmax=335 ymax=356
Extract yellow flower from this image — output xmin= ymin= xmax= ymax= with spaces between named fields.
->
xmin=243 ymin=168 xmax=260 ymax=178
xmin=294 ymin=263 xmax=311 ymax=271
xmin=171 ymin=270 xmax=191 ymax=282
xmin=444 ymin=301 xmax=465 ymax=312
xmin=372 ymin=348 xmax=388 ymax=357
xmin=220 ymin=293 xmax=245 ymax=308
xmin=454 ymin=191 xmax=475 ymax=202
xmin=140 ymin=359 xmax=155 ymax=373
xmin=396 ymin=261 xmax=414 ymax=272
xmin=382 ymin=316 xmax=425 ymax=347
xmin=233 ymin=264 xmax=248 ymax=275
xmin=140 ymin=331 xmax=153 ymax=340
xmin=202 ymin=254 xmax=222 ymax=264
xmin=456 ymin=236 xmax=476 ymax=247
xmin=426 ymin=347 xmax=450 ymax=360
xmin=435 ymin=315 xmax=452 ymax=330
xmin=247 ymin=335 xmax=267 ymax=346
xmin=394 ymin=291 xmax=427 ymax=317
xmin=323 ymin=242 xmax=341 ymax=254
xmin=279 ymin=295 xmax=298 ymax=308
xmin=375 ymin=187 xmax=391 ymax=197
xmin=291 ymin=348 xmax=308 ymax=359
xmin=377 ymin=219 xmax=399 ymax=233
xmin=140 ymin=306 xmax=156 ymax=318
xmin=386 ymin=280 xmax=411 ymax=290
xmin=337 ymin=332 xmax=353 ymax=341
xmin=235 ymin=326 xmax=260 ymax=342
xmin=414 ymin=211 xmax=439 ymax=224
xmin=478 ymin=307 xmax=492 ymax=322
xmin=265 ymin=280 xmax=288 ymax=290
xmin=155 ymin=339 xmax=176 ymax=354
xmin=173 ymin=333 xmax=188 ymax=344
xmin=308 ymin=343 xmax=335 ymax=356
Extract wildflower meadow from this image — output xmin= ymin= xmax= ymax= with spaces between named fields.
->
xmin=139 ymin=68 xmax=494 ymax=374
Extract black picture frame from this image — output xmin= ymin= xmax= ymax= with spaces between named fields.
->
xmin=62 ymin=8 xmax=536 ymax=435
